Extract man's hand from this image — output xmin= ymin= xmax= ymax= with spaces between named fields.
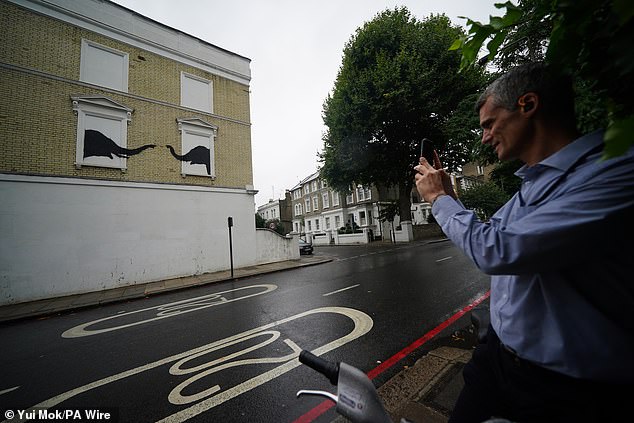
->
xmin=414 ymin=152 xmax=456 ymax=204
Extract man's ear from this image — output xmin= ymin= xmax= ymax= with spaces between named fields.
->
xmin=518 ymin=92 xmax=538 ymax=115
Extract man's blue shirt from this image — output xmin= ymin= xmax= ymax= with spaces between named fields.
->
xmin=433 ymin=131 xmax=634 ymax=382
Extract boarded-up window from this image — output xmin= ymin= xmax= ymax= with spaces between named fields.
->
xmin=80 ymin=40 xmax=128 ymax=92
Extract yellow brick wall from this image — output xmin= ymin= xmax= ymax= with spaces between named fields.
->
xmin=0 ymin=1 xmax=253 ymax=188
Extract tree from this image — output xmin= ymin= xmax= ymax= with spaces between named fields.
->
xmin=459 ymin=181 xmax=509 ymax=221
xmin=450 ymin=0 xmax=634 ymax=158
xmin=255 ymin=213 xmax=266 ymax=228
xmin=265 ymin=219 xmax=287 ymax=236
xmin=320 ymin=8 xmax=485 ymax=219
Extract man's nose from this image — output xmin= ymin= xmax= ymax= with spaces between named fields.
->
xmin=481 ymin=129 xmax=491 ymax=144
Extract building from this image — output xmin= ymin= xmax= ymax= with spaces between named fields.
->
xmin=289 ymin=171 xmax=403 ymax=243
xmin=455 ymin=162 xmax=495 ymax=193
xmin=0 ymin=0 xmax=258 ymax=305
xmin=256 ymin=191 xmax=293 ymax=234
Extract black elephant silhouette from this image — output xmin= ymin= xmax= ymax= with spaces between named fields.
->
xmin=166 ymin=145 xmax=211 ymax=175
xmin=84 ymin=130 xmax=155 ymax=159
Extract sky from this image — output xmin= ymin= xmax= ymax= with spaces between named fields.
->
xmin=111 ymin=0 xmax=503 ymax=207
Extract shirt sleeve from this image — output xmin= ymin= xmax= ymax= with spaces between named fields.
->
xmin=432 ymin=166 xmax=634 ymax=275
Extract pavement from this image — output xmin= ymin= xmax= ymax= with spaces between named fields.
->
xmin=0 ymin=250 xmax=474 ymax=423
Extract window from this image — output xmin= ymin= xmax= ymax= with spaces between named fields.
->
xmin=332 ymin=191 xmax=340 ymax=207
xmin=357 ymin=185 xmax=365 ymax=201
xmin=305 ymin=199 xmax=311 ymax=213
xmin=321 ymin=180 xmax=328 ymax=188
xmin=294 ymin=222 xmax=299 ymax=232
xmin=181 ymin=72 xmax=213 ymax=113
xmin=322 ymin=192 xmax=330 ymax=208
xmin=359 ymin=211 xmax=367 ymax=226
xmin=325 ymin=217 xmax=331 ymax=229
xmin=346 ymin=192 xmax=354 ymax=204
xmin=315 ymin=219 xmax=320 ymax=230
xmin=293 ymin=190 xmax=301 ymax=200
xmin=307 ymin=221 xmax=312 ymax=231
xmin=72 ymin=95 xmax=133 ymax=170
xmin=313 ymin=196 xmax=319 ymax=210
xmin=335 ymin=215 xmax=341 ymax=228
xmin=312 ymin=181 xmax=318 ymax=191
xmin=357 ymin=185 xmax=372 ymax=201
xmin=295 ymin=203 xmax=303 ymax=216
xmin=175 ymin=118 xmax=218 ymax=177
xmin=304 ymin=185 xmax=310 ymax=195
xmin=80 ymin=39 xmax=128 ymax=92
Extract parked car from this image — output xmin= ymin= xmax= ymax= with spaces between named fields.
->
xmin=299 ymin=239 xmax=313 ymax=255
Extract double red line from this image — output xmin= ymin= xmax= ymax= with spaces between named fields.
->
xmin=293 ymin=290 xmax=491 ymax=423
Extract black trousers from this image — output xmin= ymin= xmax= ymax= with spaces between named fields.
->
xmin=448 ymin=326 xmax=631 ymax=423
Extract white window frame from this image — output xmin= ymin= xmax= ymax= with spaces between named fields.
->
xmin=305 ymin=199 xmax=311 ymax=213
xmin=332 ymin=191 xmax=340 ymax=207
xmin=176 ymin=118 xmax=218 ymax=178
xmin=72 ymin=95 xmax=132 ymax=170
xmin=80 ymin=39 xmax=129 ymax=92
xmin=180 ymin=72 xmax=213 ymax=113
xmin=322 ymin=192 xmax=330 ymax=209
xmin=357 ymin=185 xmax=365 ymax=201
xmin=312 ymin=196 xmax=319 ymax=210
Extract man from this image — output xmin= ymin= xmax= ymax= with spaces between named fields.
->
xmin=414 ymin=62 xmax=634 ymax=422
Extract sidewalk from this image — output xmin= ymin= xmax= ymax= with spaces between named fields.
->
xmin=0 ymin=254 xmax=332 ymax=322
xmin=376 ymin=347 xmax=472 ymax=423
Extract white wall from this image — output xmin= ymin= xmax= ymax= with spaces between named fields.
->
xmin=0 ymin=175 xmax=257 ymax=305
xmin=255 ymin=230 xmax=299 ymax=264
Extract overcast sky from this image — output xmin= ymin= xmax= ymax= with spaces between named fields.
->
xmin=111 ymin=0 xmax=503 ymax=207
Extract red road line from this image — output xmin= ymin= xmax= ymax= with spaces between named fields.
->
xmin=292 ymin=290 xmax=491 ymax=423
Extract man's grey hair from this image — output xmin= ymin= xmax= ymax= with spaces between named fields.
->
xmin=475 ymin=62 xmax=576 ymax=127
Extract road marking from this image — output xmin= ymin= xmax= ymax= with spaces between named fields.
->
xmin=293 ymin=290 xmax=491 ymax=423
xmin=62 ymin=284 xmax=278 ymax=338
xmin=15 ymin=307 xmax=372 ymax=423
xmin=0 ymin=386 xmax=19 ymax=396
xmin=322 ymin=284 xmax=360 ymax=297
xmin=435 ymin=256 xmax=453 ymax=263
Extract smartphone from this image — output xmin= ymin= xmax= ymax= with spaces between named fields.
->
xmin=420 ymin=138 xmax=435 ymax=165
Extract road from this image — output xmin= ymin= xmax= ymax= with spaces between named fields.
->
xmin=0 ymin=240 xmax=489 ymax=423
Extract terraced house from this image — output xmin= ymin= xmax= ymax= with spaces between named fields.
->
xmin=0 ymin=0 xmax=257 ymax=304
xmin=290 ymin=171 xmax=403 ymax=244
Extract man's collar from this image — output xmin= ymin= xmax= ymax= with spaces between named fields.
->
xmin=515 ymin=130 xmax=604 ymax=177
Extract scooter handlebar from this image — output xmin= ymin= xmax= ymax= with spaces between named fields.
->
xmin=299 ymin=350 xmax=339 ymax=386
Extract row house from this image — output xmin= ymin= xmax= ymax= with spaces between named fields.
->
xmin=0 ymin=0 xmax=256 ymax=305
xmin=289 ymin=171 xmax=400 ymax=242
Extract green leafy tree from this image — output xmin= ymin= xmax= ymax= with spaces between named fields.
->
xmin=320 ymin=8 xmax=485 ymax=218
xmin=459 ymin=181 xmax=510 ymax=221
xmin=489 ymin=159 xmax=522 ymax=196
xmin=450 ymin=0 xmax=634 ymax=158
xmin=265 ymin=218 xmax=287 ymax=236
xmin=255 ymin=213 xmax=266 ymax=228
